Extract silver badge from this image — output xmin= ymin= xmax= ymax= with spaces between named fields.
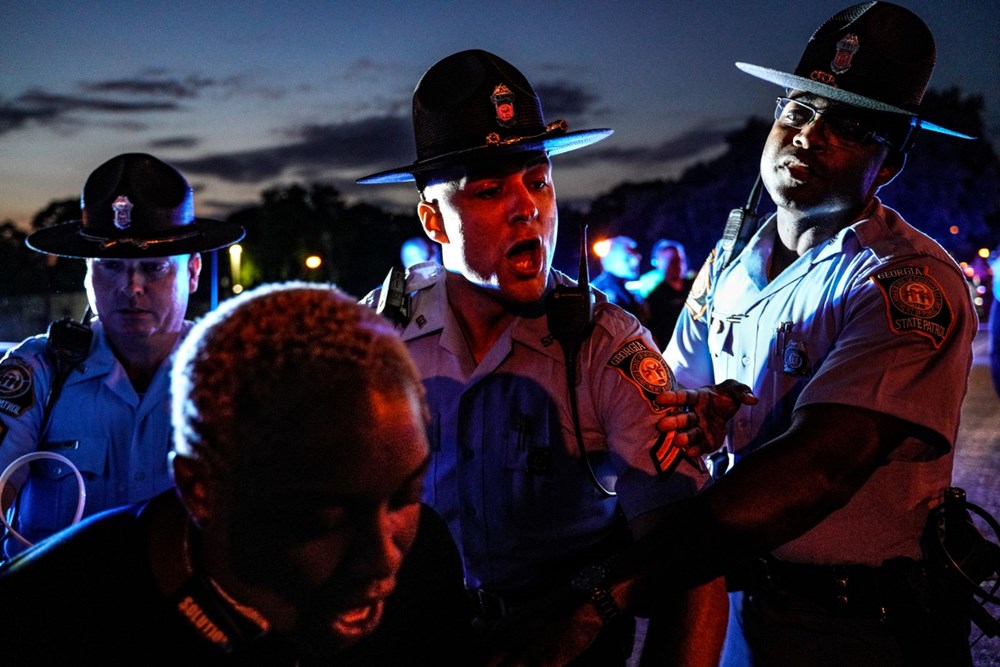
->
xmin=112 ymin=195 xmax=134 ymax=230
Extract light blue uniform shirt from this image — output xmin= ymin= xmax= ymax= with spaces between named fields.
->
xmin=366 ymin=263 xmax=709 ymax=591
xmin=0 ymin=320 xmax=188 ymax=558
xmin=665 ymin=199 xmax=977 ymax=565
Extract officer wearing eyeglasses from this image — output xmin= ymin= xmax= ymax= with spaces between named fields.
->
xmin=656 ymin=3 xmax=979 ymax=665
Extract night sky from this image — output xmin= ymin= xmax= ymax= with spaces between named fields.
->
xmin=2 ymin=0 xmax=997 ymax=228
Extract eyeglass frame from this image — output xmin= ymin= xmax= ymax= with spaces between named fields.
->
xmin=773 ymin=97 xmax=902 ymax=150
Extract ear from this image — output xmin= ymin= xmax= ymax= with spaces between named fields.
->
xmin=171 ymin=452 xmax=212 ymax=528
xmin=874 ymin=151 xmax=905 ymax=190
xmin=417 ymin=200 xmax=449 ymax=244
xmin=187 ymin=253 xmax=202 ymax=292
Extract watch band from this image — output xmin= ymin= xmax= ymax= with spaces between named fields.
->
xmin=570 ymin=563 xmax=623 ymax=623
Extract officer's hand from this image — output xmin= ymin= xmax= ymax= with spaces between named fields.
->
xmin=655 ymin=379 xmax=757 ymax=458
xmin=482 ymin=588 xmax=602 ymax=667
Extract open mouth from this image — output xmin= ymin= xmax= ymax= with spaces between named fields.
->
xmin=506 ymin=238 xmax=543 ymax=277
xmin=329 ymin=599 xmax=385 ymax=639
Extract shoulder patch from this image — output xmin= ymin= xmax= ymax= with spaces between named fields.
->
xmin=870 ymin=266 xmax=954 ymax=348
xmin=607 ymin=337 xmax=676 ymax=411
xmin=0 ymin=357 xmax=34 ymax=417
xmin=684 ymin=248 xmax=716 ymax=322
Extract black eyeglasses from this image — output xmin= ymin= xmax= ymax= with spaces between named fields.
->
xmin=774 ymin=97 xmax=895 ymax=149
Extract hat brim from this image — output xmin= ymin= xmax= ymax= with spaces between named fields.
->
xmin=736 ymin=62 xmax=975 ymax=140
xmin=26 ymin=218 xmax=246 ymax=259
xmin=356 ymin=127 xmax=613 ymax=185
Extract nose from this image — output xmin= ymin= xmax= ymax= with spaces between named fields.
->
xmin=351 ymin=507 xmax=406 ymax=581
xmin=509 ymin=181 xmax=539 ymax=224
xmin=792 ymin=117 xmax=828 ymax=150
xmin=124 ymin=267 xmax=147 ymax=294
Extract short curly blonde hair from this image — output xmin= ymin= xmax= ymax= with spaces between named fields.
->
xmin=170 ymin=281 xmax=424 ymax=480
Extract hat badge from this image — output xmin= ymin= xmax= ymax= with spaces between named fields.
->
xmin=112 ymin=195 xmax=134 ymax=230
xmin=491 ymin=83 xmax=516 ymax=128
xmin=830 ymin=33 xmax=860 ymax=75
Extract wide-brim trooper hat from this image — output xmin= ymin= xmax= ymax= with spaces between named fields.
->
xmin=735 ymin=2 xmax=974 ymax=144
xmin=357 ymin=49 xmax=613 ymax=185
xmin=27 ymin=153 xmax=246 ymax=259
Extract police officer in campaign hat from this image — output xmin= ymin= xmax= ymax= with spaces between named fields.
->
xmin=507 ymin=3 xmax=979 ymax=666
xmin=358 ymin=49 xmax=755 ymax=665
xmin=0 ymin=153 xmax=244 ymax=559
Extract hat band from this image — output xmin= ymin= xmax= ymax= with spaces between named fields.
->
xmin=79 ymin=228 xmax=202 ymax=251
xmin=484 ymin=120 xmax=569 ymax=147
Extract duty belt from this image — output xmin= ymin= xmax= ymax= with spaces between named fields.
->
xmin=726 ymin=555 xmax=926 ymax=621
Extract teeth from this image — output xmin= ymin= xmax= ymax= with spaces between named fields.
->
xmin=337 ymin=605 xmax=373 ymax=624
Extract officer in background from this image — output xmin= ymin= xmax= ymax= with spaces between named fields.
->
xmin=643 ymin=239 xmax=692 ymax=348
xmin=0 ymin=153 xmax=244 ymax=558
xmin=989 ymin=244 xmax=1000 ymax=397
xmin=0 ymin=283 xmax=478 ymax=663
xmin=592 ymin=235 xmax=648 ymax=325
xmin=357 ymin=50 xmax=750 ymax=665
xmin=400 ymin=235 xmax=440 ymax=269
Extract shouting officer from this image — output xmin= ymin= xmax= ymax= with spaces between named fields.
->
xmin=357 ymin=49 xmax=752 ymax=665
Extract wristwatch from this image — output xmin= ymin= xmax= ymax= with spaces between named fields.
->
xmin=570 ymin=563 xmax=623 ymax=622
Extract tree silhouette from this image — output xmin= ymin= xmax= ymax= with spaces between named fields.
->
xmin=228 ymin=183 xmax=423 ymax=299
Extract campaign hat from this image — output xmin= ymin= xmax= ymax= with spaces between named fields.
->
xmin=735 ymin=2 xmax=973 ymax=142
xmin=357 ymin=49 xmax=612 ymax=185
xmin=27 ymin=153 xmax=245 ymax=258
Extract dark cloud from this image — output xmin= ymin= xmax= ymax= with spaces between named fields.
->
xmin=558 ymin=124 xmax=734 ymax=167
xmin=173 ymin=115 xmax=413 ymax=183
xmin=82 ymin=77 xmax=201 ymax=99
xmin=534 ymin=81 xmax=600 ymax=117
xmin=0 ymin=71 xmax=279 ymax=137
xmin=148 ymin=136 xmax=201 ymax=149
xmin=16 ymin=90 xmax=180 ymax=113
xmin=0 ymin=89 xmax=179 ymax=136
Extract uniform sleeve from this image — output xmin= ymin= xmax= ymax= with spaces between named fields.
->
xmin=0 ymin=341 xmax=53 ymax=491
xmin=583 ymin=304 xmax=710 ymax=521
xmin=797 ymin=259 xmax=977 ymax=459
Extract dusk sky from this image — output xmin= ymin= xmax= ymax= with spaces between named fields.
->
xmin=3 ymin=1 xmax=997 ymax=230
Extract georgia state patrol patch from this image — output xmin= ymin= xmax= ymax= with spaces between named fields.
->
xmin=0 ymin=357 xmax=34 ymax=417
xmin=870 ymin=266 xmax=954 ymax=348
xmin=607 ymin=337 xmax=676 ymax=411
xmin=684 ymin=249 xmax=715 ymax=322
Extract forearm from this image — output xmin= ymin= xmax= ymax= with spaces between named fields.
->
xmin=633 ymin=577 xmax=727 ymax=667
xmin=612 ymin=404 xmax=901 ymax=609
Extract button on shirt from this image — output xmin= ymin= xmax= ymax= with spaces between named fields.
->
xmin=0 ymin=320 xmax=188 ymax=558
xmin=365 ymin=263 xmax=708 ymax=591
xmin=664 ymin=199 xmax=977 ymax=565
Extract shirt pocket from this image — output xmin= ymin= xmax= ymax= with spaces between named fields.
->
xmin=501 ymin=414 xmax=554 ymax=477
xmin=19 ymin=437 xmax=110 ymax=537
xmin=35 ymin=437 xmax=109 ymax=479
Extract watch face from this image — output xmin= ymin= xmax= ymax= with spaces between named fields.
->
xmin=571 ymin=564 xmax=609 ymax=591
